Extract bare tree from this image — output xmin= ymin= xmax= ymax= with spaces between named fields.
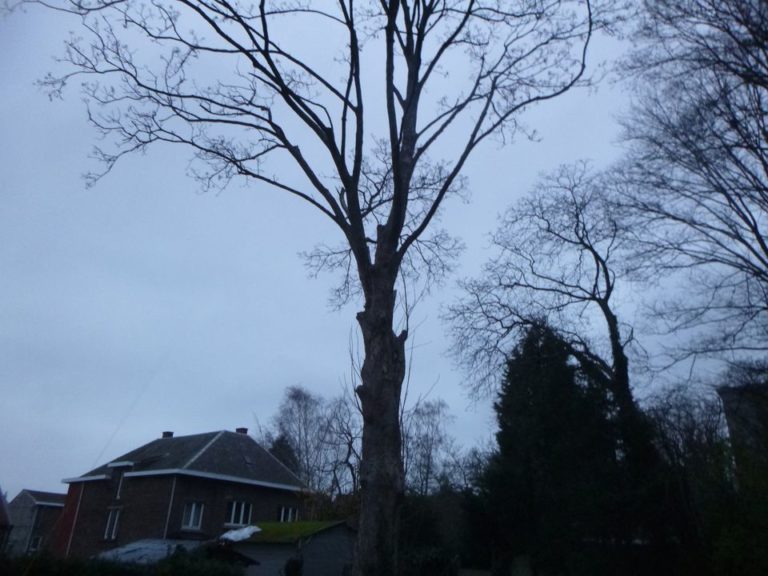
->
xmin=25 ymin=1 xmax=609 ymax=572
xmin=439 ymin=444 xmax=491 ymax=493
xmin=447 ymin=163 xmax=659 ymax=483
xmin=269 ymin=386 xmax=336 ymax=493
xmin=449 ymin=164 xmax=631 ymax=393
xmin=326 ymin=388 xmax=363 ymax=497
xmin=401 ymin=397 xmax=453 ymax=495
xmin=646 ymin=385 xmax=731 ymax=561
xmin=262 ymin=384 xmax=363 ymax=499
xmin=615 ymin=0 xmax=768 ymax=361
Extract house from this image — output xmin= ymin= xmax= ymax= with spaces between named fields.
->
xmin=0 ymin=486 xmax=11 ymax=552
xmin=227 ymin=521 xmax=356 ymax=576
xmin=718 ymin=381 xmax=768 ymax=455
xmin=52 ymin=428 xmax=306 ymax=558
xmin=4 ymin=489 xmax=66 ymax=555
xmin=718 ymin=381 xmax=768 ymax=486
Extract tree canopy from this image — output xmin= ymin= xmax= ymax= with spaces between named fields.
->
xmin=29 ymin=2 xmax=610 ymax=573
xmin=616 ymin=0 xmax=768 ymax=358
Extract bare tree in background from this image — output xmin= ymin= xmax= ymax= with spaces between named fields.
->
xmin=447 ymin=163 xmax=661 ymax=510
xmin=646 ymin=385 xmax=732 ymax=564
xmin=26 ymin=1 xmax=610 ymax=572
xmin=269 ymin=386 xmax=336 ymax=492
xmin=261 ymin=384 xmax=363 ymax=497
xmin=449 ymin=163 xmax=632 ymax=396
xmin=401 ymin=397 xmax=453 ymax=495
xmin=326 ymin=387 xmax=363 ymax=496
xmin=616 ymin=0 xmax=768 ymax=361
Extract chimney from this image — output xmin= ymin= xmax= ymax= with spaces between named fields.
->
xmin=162 ymin=431 xmax=174 ymax=438
xmin=235 ymin=427 xmax=248 ymax=435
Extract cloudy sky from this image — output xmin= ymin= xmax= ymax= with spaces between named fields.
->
xmin=0 ymin=6 xmax=627 ymax=501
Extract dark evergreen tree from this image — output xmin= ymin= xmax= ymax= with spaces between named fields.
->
xmin=481 ymin=323 xmax=624 ymax=575
xmin=268 ymin=433 xmax=301 ymax=478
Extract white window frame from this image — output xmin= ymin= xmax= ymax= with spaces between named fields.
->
xmin=104 ymin=507 xmax=121 ymax=541
xmin=116 ymin=472 xmax=125 ymax=500
xmin=181 ymin=501 xmax=205 ymax=530
xmin=279 ymin=506 xmax=298 ymax=522
xmin=225 ymin=501 xmax=252 ymax=526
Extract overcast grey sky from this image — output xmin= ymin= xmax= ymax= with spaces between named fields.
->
xmin=0 ymin=6 xmax=627 ymax=501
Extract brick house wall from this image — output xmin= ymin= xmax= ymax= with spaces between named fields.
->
xmin=34 ymin=506 xmax=64 ymax=552
xmin=60 ymin=474 xmax=150 ymax=558
xmin=5 ymin=492 xmax=37 ymax=555
xmin=718 ymin=384 xmax=768 ymax=455
xmin=166 ymin=475 xmax=304 ymax=540
xmin=5 ymin=491 xmax=64 ymax=556
xmin=52 ymin=484 xmax=82 ymax=557
xmin=58 ymin=472 xmax=305 ymax=558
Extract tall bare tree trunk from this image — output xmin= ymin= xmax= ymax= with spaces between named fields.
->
xmin=602 ymin=304 xmax=663 ymax=541
xmin=354 ymin=276 xmax=406 ymax=576
xmin=603 ymin=306 xmax=653 ymax=459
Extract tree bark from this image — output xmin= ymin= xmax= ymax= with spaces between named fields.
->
xmin=354 ymin=273 xmax=406 ymax=576
xmin=602 ymin=303 xmax=636 ymax=423
xmin=601 ymin=303 xmax=665 ymax=541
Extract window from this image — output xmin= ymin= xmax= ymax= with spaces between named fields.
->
xmin=225 ymin=501 xmax=252 ymax=526
xmin=182 ymin=502 xmax=204 ymax=530
xmin=115 ymin=472 xmax=124 ymax=500
xmin=28 ymin=536 xmax=41 ymax=552
xmin=279 ymin=506 xmax=298 ymax=522
xmin=104 ymin=508 xmax=121 ymax=541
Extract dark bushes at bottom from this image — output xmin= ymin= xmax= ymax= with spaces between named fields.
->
xmin=0 ymin=549 xmax=244 ymax=576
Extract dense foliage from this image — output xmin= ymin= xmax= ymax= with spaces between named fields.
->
xmin=452 ymin=325 xmax=768 ymax=576
xmin=479 ymin=324 xmax=648 ymax=574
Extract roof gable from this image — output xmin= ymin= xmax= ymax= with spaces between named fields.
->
xmin=187 ymin=430 xmax=301 ymax=486
xmin=24 ymin=490 xmax=66 ymax=507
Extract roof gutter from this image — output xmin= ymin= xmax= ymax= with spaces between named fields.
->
xmin=61 ymin=474 xmax=109 ymax=484
xmin=123 ymin=469 xmax=304 ymax=492
xmin=32 ymin=501 xmax=65 ymax=508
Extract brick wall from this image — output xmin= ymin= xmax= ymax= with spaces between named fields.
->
xmin=52 ymin=484 xmax=81 ymax=557
xmin=6 ymin=492 xmax=36 ymax=555
xmin=166 ymin=475 xmax=304 ymax=539
xmin=35 ymin=505 xmax=64 ymax=552
xmin=61 ymin=472 xmax=305 ymax=558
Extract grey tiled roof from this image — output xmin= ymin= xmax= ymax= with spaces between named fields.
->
xmin=74 ymin=431 xmax=304 ymax=490
xmin=24 ymin=490 xmax=66 ymax=506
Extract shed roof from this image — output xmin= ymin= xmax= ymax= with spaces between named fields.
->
xmin=240 ymin=521 xmax=351 ymax=544
xmin=66 ymin=430 xmax=304 ymax=491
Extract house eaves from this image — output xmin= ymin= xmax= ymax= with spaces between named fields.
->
xmin=107 ymin=460 xmax=135 ymax=468
xmin=33 ymin=500 xmax=65 ymax=508
xmin=62 ymin=474 xmax=109 ymax=484
xmin=123 ymin=469 xmax=305 ymax=492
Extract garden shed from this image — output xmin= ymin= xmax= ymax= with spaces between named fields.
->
xmin=230 ymin=521 xmax=355 ymax=576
